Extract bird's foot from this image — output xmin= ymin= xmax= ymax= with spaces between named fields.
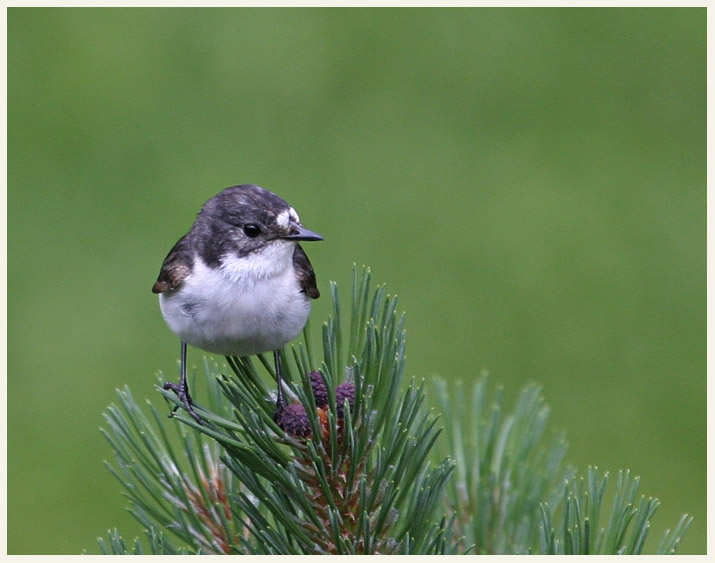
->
xmin=163 ymin=380 xmax=203 ymax=424
xmin=272 ymin=395 xmax=285 ymax=424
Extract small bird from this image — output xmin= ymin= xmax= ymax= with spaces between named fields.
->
xmin=152 ymin=184 xmax=323 ymax=422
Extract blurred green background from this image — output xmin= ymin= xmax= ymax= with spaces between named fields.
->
xmin=8 ymin=7 xmax=705 ymax=554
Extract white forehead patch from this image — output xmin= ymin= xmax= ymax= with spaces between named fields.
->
xmin=276 ymin=209 xmax=291 ymax=229
xmin=276 ymin=207 xmax=300 ymax=229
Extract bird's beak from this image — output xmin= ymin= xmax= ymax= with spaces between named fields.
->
xmin=281 ymin=223 xmax=324 ymax=242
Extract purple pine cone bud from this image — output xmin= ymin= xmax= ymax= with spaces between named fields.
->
xmin=310 ymin=370 xmax=328 ymax=408
xmin=275 ymin=403 xmax=312 ymax=438
xmin=335 ymin=381 xmax=355 ymax=418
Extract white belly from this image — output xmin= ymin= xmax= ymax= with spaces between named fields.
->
xmin=159 ymin=250 xmax=311 ymax=356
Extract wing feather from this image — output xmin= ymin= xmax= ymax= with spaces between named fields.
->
xmin=293 ymin=244 xmax=320 ymax=299
xmin=152 ymin=234 xmax=194 ymax=293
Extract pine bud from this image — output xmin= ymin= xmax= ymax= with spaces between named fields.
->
xmin=335 ymin=381 xmax=355 ymax=418
xmin=310 ymin=370 xmax=328 ymax=408
xmin=275 ymin=403 xmax=312 ymax=438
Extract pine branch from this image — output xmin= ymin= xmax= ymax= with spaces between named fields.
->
xmin=99 ymin=267 xmax=457 ymax=554
xmin=433 ymin=375 xmax=692 ymax=555
xmin=97 ymin=267 xmax=691 ymax=555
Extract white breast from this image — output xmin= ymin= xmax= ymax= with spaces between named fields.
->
xmin=159 ymin=242 xmax=312 ymax=356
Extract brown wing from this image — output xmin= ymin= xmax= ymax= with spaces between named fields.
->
xmin=293 ymin=244 xmax=320 ymax=299
xmin=152 ymin=233 xmax=194 ymax=294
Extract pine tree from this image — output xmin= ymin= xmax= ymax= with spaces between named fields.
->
xmin=97 ymin=267 xmax=691 ymax=554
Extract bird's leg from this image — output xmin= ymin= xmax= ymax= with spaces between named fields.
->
xmin=272 ymin=349 xmax=287 ymax=424
xmin=274 ymin=349 xmax=284 ymax=409
xmin=163 ymin=340 xmax=202 ymax=424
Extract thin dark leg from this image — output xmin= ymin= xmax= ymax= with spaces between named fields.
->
xmin=274 ymin=349 xmax=284 ymax=408
xmin=163 ymin=340 xmax=202 ymax=423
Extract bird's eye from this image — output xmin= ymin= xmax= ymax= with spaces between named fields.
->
xmin=243 ymin=224 xmax=261 ymax=238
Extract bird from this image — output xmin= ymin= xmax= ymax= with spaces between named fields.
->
xmin=152 ymin=184 xmax=323 ymax=423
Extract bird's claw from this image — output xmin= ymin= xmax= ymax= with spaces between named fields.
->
xmin=163 ymin=380 xmax=203 ymax=424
